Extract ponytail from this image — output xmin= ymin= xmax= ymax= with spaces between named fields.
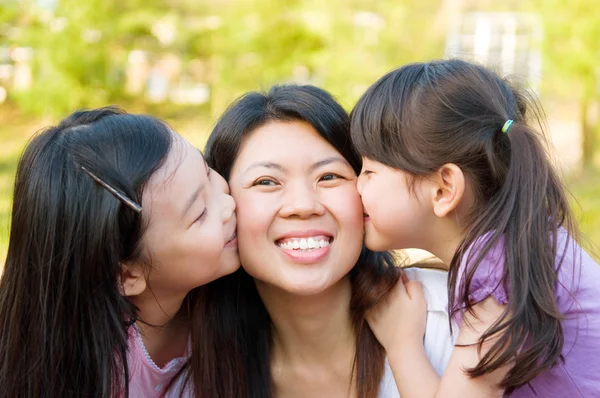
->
xmin=454 ymin=119 xmax=576 ymax=391
xmin=350 ymin=59 xmax=580 ymax=392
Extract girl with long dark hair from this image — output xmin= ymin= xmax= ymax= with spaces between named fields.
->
xmin=0 ymin=107 xmax=240 ymax=397
xmin=351 ymin=59 xmax=600 ymax=397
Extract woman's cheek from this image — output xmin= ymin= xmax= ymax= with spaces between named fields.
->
xmin=235 ymin=193 xmax=279 ymax=240
xmin=325 ymin=185 xmax=364 ymax=228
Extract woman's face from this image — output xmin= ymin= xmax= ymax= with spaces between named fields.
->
xmin=228 ymin=120 xmax=364 ymax=296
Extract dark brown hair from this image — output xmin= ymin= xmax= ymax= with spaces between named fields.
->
xmin=0 ymin=107 xmax=172 ymax=397
xmin=0 ymin=107 xmax=236 ymax=398
xmin=204 ymin=84 xmax=401 ymax=398
xmin=350 ymin=59 xmax=578 ymax=392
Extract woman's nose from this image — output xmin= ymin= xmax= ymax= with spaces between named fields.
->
xmin=279 ymin=182 xmax=325 ymax=219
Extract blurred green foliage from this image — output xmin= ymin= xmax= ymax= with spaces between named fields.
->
xmin=1 ymin=0 xmax=599 ymax=263
xmin=1 ymin=0 xmax=447 ymax=116
xmin=534 ymin=0 xmax=600 ymax=167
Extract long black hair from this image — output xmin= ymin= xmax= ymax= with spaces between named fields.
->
xmin=0 ymin=107 xmax=173 ymax=397
xmin=204 ymin=84 xmax=401 ymax=398
xmin=351 ymin=59 xmax=578 ymax=392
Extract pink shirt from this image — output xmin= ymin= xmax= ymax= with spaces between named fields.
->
xmin=126 ymin=325 xmax=192 ymax=397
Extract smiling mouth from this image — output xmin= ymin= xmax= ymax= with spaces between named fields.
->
xmin=276 ymin=236 xmax=333 ymax=251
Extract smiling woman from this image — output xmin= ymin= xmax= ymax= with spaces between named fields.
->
xmin=229 ymin=120 xmax=365 ymax=296
xmin=204 ymin=84 xmax=454 ymax=398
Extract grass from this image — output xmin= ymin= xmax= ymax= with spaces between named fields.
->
xmin=0 ymin=107 xmax=599 ymax=265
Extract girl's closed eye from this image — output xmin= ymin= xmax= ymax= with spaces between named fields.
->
xmin=194 ymin=208 xmax=208 ymax=224
xmin=361 ymin=170 xmax=373 ymax=176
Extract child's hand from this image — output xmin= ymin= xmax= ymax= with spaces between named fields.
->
xmin=365 ymin=272 xmax=428 ymax=353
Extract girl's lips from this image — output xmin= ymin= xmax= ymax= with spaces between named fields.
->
xmin=225 ymin=232 xmax=237 ymax=248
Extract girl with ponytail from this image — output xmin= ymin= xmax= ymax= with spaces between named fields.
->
xmin=350 ymin=59 xmax=600 ymax=397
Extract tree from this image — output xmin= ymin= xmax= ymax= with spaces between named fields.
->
xmin=5 ymin=0 xmax=208 ymax=116
xmin=4 ymin=0 xmax=446 ymax=118
xmin=534 ymin=0 xmax=600 ymax=168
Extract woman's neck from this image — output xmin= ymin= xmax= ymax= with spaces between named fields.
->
xmin=131 ymin=291 xmax=189 ymax=368
xmin=256 ymin=276 xmax=356 ymax=368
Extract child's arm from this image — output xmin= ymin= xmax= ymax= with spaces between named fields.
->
xmin=367 ymin=277 xmax=508 ymax=398
xmin=366 ymin=274 xmax=439 ymax=396
xmin=433 ymin=296 xmax=508 ymax=398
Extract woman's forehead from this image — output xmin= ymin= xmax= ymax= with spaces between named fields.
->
xmin=236 ymin=120 xmax=343 ymax=165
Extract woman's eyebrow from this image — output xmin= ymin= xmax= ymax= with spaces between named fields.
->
xmin=244 ymin=161 xmax=287 ymax=173
xmin=309 ymin=157 xmax=348 ymax=172
xmin=244 ymin=157 xmax=348 ymax=174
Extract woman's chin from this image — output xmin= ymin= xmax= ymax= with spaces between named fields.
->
xmin=257 ymin=271 xmax=350 ymax=298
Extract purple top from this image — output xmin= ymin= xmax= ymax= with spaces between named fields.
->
xmin=454 ymin=229 xmax=600 ymax=397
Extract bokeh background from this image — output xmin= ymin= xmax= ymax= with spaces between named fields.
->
xmin=1 ymin=0 xmax=599 ymax=264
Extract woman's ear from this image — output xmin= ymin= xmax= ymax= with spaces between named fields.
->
xmin=119 ymin=262 xmax=147 ymax=297
xmin=430 ymin=163 xmax=466 ymax=218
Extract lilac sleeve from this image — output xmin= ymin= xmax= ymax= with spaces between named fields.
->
xmin=467 ymin=254 xmax=509 ymax=306
xmin=454 ymin=234 xmax=510 ymax=324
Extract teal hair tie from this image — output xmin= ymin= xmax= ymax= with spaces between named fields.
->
xmin=502 ymin=119 xmax=514 ymax=134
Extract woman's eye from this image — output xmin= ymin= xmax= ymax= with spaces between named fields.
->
xmin=319 ymin=173 xmax=341 ymax=182
xmin=253 ymin=178 xmax=277 ymax=186
xmin=362 ymin=170 xmax=373 ymax=176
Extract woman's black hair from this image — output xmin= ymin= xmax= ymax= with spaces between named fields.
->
xmin=204 ymin=84 xmax=401 ymax=398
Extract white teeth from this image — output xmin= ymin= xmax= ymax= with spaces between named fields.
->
xmin=278 ymin=236 xmax=331 ymax=251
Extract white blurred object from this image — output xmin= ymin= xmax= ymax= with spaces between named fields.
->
xmin=152 ymin=20 xmax=176 ymax=46
xmin=446 ymin=12 xmax=543 ymax=93
xmin=82 ymin=29 xmax=102 ymax=43
xmin=11 ymin=47 xmax=33 ymax=91
xmin=126 ymin=50 xmax=149 ymax=95
xmin=170 ymin=84 xmax=210 ymax=105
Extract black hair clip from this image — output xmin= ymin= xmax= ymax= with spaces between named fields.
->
xmin=81 ymin=166 xmax=142 ymax=213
